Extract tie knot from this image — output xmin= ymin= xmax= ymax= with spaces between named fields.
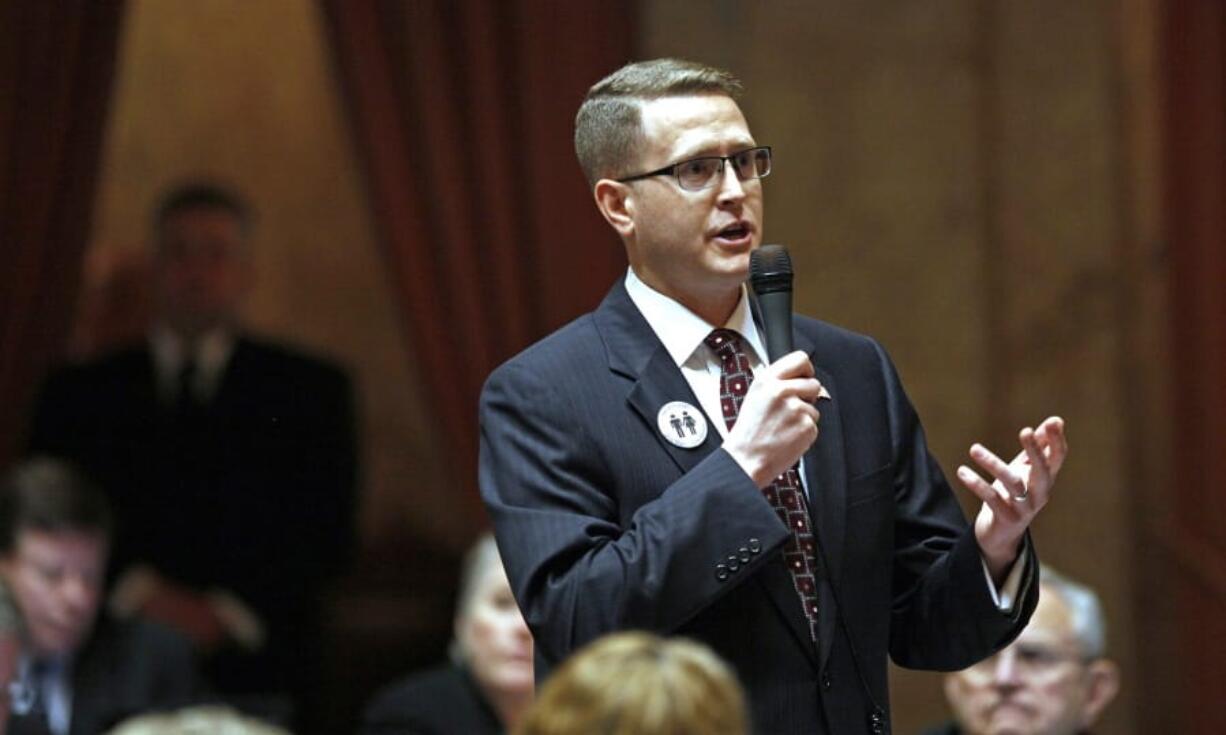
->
xmin=704 ymin=328 xmax=744 ymax=355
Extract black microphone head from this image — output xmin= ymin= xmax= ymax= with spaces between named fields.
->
xmin=750 ymin=244 xmax=793 ymax=295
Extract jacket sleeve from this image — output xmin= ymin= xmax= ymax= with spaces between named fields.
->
xmin=478 ymin=359 xmax=790 ymax=664
xmin=874 ymin=339 xmax=1038 ymax=670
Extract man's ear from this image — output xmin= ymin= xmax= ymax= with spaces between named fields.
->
xmin=593 ymin=179 xmax=635 ymax=239
xmin=1079 ymin=659 xmax=1121 ymax=728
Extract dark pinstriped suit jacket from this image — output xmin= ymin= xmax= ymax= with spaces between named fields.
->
xmin=479 ymin=280 xmax=1037 ymax=734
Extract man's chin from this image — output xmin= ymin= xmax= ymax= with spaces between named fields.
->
xmin=31 ymin=637 xmax=79 ymax=658
xmin=166 ymin=312 xmax=230 ymax=339
xmin=32 ymin=626 xmax=91 ymax=657
xmin=984 ymin=706 xmax=1036 ymax=735
xmin=707 ymin=253 xmax=751 ymax=283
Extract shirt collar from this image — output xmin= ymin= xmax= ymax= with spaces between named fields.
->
xmin=149 ymin=324 xmax=236 ymax=400
xmin=150 ymin=324 xmax=235 ymax=372
xmin=623 ymin=267 xmax=767 ymax=367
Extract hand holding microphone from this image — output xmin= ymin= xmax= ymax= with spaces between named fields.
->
xmin=722 ymin=245 xmax=824 ymax=487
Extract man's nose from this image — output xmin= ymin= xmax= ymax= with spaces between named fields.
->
xmin=992 ymin=649 xmax=1022 ymax=687
xmin=60 ymin=575 xmax=95 ymax=610
xmin=716 ymin=161 xmax=746 ymax=203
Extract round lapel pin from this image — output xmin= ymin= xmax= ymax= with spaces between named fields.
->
xmin=657 ymin=401 xmax=707 ymax=449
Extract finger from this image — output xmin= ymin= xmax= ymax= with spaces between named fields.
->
xmin=956 ymin=465 xmax=1015 ymax=518
xmin=1035 ymin=416 xmax=1066 ymax=453
xmin=784 ymin=378 xmax=824 ymax=403
xmin=969 ymin=443 xmax=1025 ymax=497
xmin=789 ymin=397 xmax=820 ymax=425
xmin=770 ymin=351 xmax=815 ymax=379
xmin=1038 ymin=416 xmax=1069 ymax=471
xmin=1019 ymin=428 xmax=1050 ymax=502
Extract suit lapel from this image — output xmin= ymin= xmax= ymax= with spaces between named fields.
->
xmin=207 ymin=336 xmax=249 ymax=415
xmin=595 ymin=281 xmax=722 ymax=475
xmin=68 ymin=625 xmax=112 ymax=735
xmin=795 ymin=330 xmax=849 ymax=669
xmin=625 ymin=350 xmax=723 ymax=475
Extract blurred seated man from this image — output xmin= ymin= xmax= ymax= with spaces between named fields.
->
xmin=924 ymin=566 xmax=1120 ymax=735
xmin=27 ymin=181 xmax=357 ymax=722
xmin=0 ymin=459 xmax=201 ymax=735
xmin=514 ymin=631 xmax=749 ymax=735
xmin=362 ymin=534 xmax=534 ymax=735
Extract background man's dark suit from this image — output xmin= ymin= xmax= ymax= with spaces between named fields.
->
xmin=361 ymin=664 xmax=504 ymax=735
xmin=480 ymin=281 xmax=1037 ymax=734
xmin=8 ymin=616 xmax=200 ymax=735
xmin=26 ymin=335 xmax=357 ymax=696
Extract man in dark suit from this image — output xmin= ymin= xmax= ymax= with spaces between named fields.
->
xmin=479 ymin=59 xmax=1069 ymax=734
xmin=26 ymin=183 xmax=357 ymax=722
xmin=0 ymin=459 xmax=201 ymax=735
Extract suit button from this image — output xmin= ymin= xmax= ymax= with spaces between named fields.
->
xmin=726 ymin=555 xmax=740 ymax=572
xmin=715 ymin=564 xmax=730 ymax=582
xmin=748 ymin=538 xmax=761 ymax=554
xmin=821 ymin=670 xmax=831 ymax=690
xmin=738 ymin=546 xmax=751 ymax=563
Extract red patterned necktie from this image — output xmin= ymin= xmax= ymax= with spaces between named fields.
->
xmin=704 ymin=328 xmax=820 ymax=642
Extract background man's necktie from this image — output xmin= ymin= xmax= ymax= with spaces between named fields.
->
xmin=173 ymin=357 xmax=208 ymax=427
xmin=705 ymin=328 xmax=820 ymax=642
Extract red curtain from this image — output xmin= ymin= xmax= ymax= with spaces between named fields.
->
xmin=320 ymin=0 xmax=632 ymax=521
xmin=0 ymin=1 xmax=126 ymax=466
xmin=1163 ymin=1 xmax=1226 ymax=732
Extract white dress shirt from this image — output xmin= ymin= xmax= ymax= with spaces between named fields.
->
xmin=12 ymin=654 xmax=72 ymax=735
xmin=149 ymin=324 xmax=235 ymax=405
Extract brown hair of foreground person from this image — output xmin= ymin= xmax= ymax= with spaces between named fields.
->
xmin=514 ymin=631 xmax=748 ymax=735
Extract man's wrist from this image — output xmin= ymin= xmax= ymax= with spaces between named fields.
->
xmin=722 ymin=444 xmax=767 ymax=487
xmin=980 ymin=535 xmax=1024 ymax=584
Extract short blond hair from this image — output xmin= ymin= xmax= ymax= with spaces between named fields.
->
xmin=574 ymin=58 xmax=744 ymax=186
xmin=514 ymin=631 xmax=749 ymax=735
xmin=106 ymin=706 xmax=290 ymax=735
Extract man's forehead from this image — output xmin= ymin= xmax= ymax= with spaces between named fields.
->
xmin=162 ymin=207 xmax=242 ymax=232
xmin=16 ymin=528 xmax=108 ymax=559
xmin=1017 ymin=587 xmax=1078 ymax=645
xmin=637 ymin=94 xmax=755 ymax=156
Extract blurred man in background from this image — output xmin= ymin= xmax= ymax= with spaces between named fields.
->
xmin=0 ymin=458 xmax=200 ymax=735
xmin=924 ymin=566 xmax=1120 ymax=735
xmin=27 ymin=182 xmax=357 ymax=729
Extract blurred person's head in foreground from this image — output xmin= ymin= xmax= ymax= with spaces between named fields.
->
xmin=514 ymin=631 xmax=748 ymax=735
xmin=943 ymin=566 xmax=1120 ymax=735
xmin=106 ymin=705 xmax=290 ymax=735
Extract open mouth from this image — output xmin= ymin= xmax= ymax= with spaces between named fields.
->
xmin=715 ymin=222 xmax=751 ymax=241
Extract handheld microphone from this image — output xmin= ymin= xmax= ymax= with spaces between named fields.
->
xmin=749 ymin=244 xmax=794 ymax=362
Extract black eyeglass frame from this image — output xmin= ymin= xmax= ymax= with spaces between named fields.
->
xmin=615 ymin=146 xmax=773 ymax=191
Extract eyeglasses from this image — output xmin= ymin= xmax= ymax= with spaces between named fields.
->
xmin=960 ymin=642 xmax=1091 ymax=683
xmin=616 ymin=146 xmax=772 ymax=191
